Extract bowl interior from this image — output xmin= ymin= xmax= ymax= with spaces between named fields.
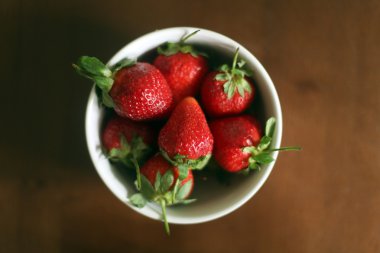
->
xmin=85 ymin=27 xmax=282 ymax=224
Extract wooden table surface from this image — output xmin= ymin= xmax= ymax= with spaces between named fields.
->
xmin=1 ymin=0 xmax=379 ymax=252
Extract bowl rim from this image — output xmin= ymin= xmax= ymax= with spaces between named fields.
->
xmin=85 ymin=26 xmax=282 ymax=224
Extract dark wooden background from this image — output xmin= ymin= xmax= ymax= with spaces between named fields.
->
xmin=1 ymin=0 xmax=379 ymax=252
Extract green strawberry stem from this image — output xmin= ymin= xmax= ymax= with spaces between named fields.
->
xmin=180 ymin=30 xmax=200 ymax=43
xmin=231 ymin=47 xmax=239 ymax=72
xmin=266 ymin=146 xmax=302 ymax=152
xmin=160 ymin=199 xmax=170 ymax=235
xmin=131 ymin=157 xmax=142 ymax=191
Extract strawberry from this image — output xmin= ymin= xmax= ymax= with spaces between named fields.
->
xmin=153 ymin=30 xmax=208 ymax=104
xmin=73 ymin=57 xmax=173 ymax=121
xmin=201 ymin=48 xmax=255 ymax=117
xmin=158 ymin=97 xmax=214 ymax=172
xmin=210 ymin=116 xmax=300 ymax=173
xmin=129 ymin=154 xmax=195 ymax=235
xmin=101 ymin=115 xmax=156 ymax=190
xmin=101 ymin=115 xmax=155 ymax=168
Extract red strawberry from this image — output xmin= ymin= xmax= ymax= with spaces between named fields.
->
xmin=153 ymin=30 xmax=208 ymax=104
xmin=158 ymin=97 xmax=214 ymax=170
xmin=210 ymin=116 xmax=300 ymax=173
xmin=130 ymin=154 xmax=195 ymax=235
xmin=101 ymin=115 xmax=155 ymax=168
xmin=201 ymin=48 xmax=255 ymax=117
xmin=73 ymin=57 xmax=173 ymax=121
xmin=210 ymin=115 xmax=262 ymax=172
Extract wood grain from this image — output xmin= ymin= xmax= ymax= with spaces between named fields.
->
xmin=1 ymin=0 xmax=379 ymax=252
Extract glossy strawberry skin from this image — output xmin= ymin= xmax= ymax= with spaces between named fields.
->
xmin=201 ymin=71 xmax=255 ymax=117
xmin=140 ymin=154 xmax=194 ymax=197
xmin=154 ymin=53 xmax=208 ymax=104
xmin=110 ymin=62 xmax=173 ymax=121
xmin=209 ymin=115 xmax=262 ymax=172
xmin=158 ymin=97 xmax=214 ymax=160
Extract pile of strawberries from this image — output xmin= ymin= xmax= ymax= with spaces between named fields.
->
xmin=74 ymin=31 xmax=298 ymax=234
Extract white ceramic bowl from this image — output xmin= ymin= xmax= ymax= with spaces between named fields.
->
xmin=85 ymin=27 xmax=282 ymax=224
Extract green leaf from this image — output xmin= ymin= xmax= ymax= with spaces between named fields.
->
xmin=237 ymin=60 xmax=246 ymax=68
xmin=76 ymin=56 xmax=112 ymax=77
xmin=180 ymin=45 xmax=193 ymax=54
xmin=108 ymin=135 xmax=131 ymax=160
xmin=160 ymin=149 xmax=176 ymax=166
xmin=173 ymin=153 xmax=186 ymax=161
xmin=248 ymin=160 xmax=258 ymax=170
xmin=175 ymin=180 xmax=193 ymax=200
xmin=110 ymin=58 xmax=135 ymax=73
xmin=189 ymin=154 xmax=211 ymax=170
xmin=265 ymin=117 xmax=276 ymax=138
xmin=223 ymin=80 xmax=230 ymax=94
xmin=154 ymin=172 xmax=161 ymax=192
xmin=160 ymin=170 xmax=174 ymax=193
xmin=171 ymin=179 xmax=180 ymax=203
xmin=131 ymin=136 xmax=148 ymax=151
xmin=237 ymin=85 xmax=245 ymax=97
xmin=108 ymin=148 xmax=128 ymax=161
xmin=242 ymin=146 xmax=257 ymax=154
xmin=130 ymin=135 xmax=151 ymax=164
xmin=157 ymin=46 xmax=166 ymax=55
xmin=93 ymin=76 xmax=113 ymax=91
xmin=248 ymin=156 xmax=258 ymax=169
xmin=161 ymin=151 xmax=211 ymax=171
xmin=108 ymin=148 xmax=121 ymax=159
xmin=227 ymin=82 xmax=235 ymax=99
xmin=73 ymin=56 xmax=115 ymax=101
xmin=220 ymin=64 xmax=230 ymax=72
xmin=241 ymin=79 xmax=252 ymax=94
xmin=129 ymin=193 xmax=147 ymax=208
xmin=258 ymin=136 xmax=272 ymax=151
xmin=131 ymin=158 xmax=142 ymax=190
xmin=101 ymin=91 xmax=114 ymax=108
xmin=254 ymin=153 xmax=275 ymax=164
xmin=178 ymin=164 xmax=189 ymax=180
xmin=140 ymin=175 xmax=155 ymax=199
xmin=157 ymin=42 xmax=181 ymax=56
xmin=120 ymin=135 xmax=129 ymax=149
xmin=232 ymin=68 xmax=246 ymax=77
xmin=215 ymin=73 xmax=228 ymax=81
xmin=163 ymin=191 xmax=174 ymax=205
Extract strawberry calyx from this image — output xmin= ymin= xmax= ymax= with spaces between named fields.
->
xmin=215 ymin=47 xmax=253 ymax=99
xmin=107 ymin=134 xmax=151 ymax=167
xmin=160 ymin=149 xmax=211 ymax=178
xmin=106 ymin=134 xmax=151 ymax=189
xmin=129 ymin=171 xmax=195 ymax=235
xmin=73 ymin=56 xmax=135 ymax=107
xmin=240 ymin=117 xmax=301 ymax=174
xmin=157 ymin=30 xmax=206 ymax=57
